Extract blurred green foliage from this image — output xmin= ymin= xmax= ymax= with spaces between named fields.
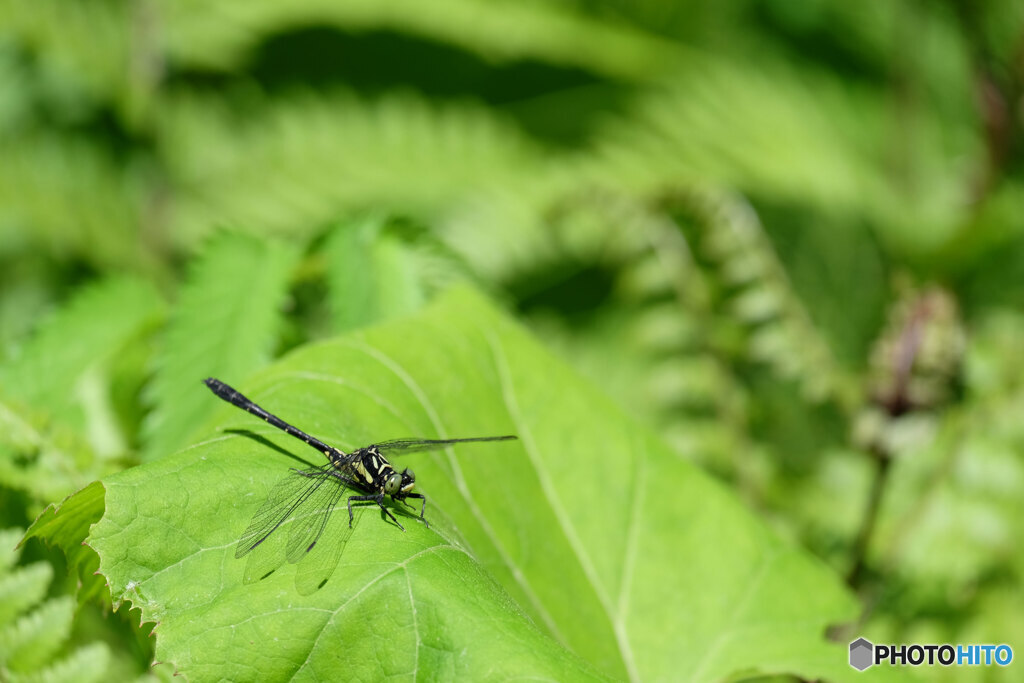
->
xmin=2 ymin=0 xmax=1023 ymax=680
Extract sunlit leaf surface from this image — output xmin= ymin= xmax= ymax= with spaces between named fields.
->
xmin=36 ymin=289 xmax=874 ymax=681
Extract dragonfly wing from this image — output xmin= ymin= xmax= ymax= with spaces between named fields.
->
xmin=235 ymin=466 xmax=333 ymax=559
xmin=285 ymin=472 xmax=346 ymax=564
xmin=242 ymin=527 xmax=289 ymax=584
xmin=372 ymin=435 xmax=517 ymax=456
xmin=293 ymin=489 xmax=365 ymax=595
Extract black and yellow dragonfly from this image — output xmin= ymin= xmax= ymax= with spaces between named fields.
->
xmin=204 ymin=377 xmax=516 ymax=592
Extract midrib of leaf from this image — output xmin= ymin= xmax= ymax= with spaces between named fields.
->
xmin=336 ymin=341 xmax=569 ymax=647
xmin=141 ymin=233 xmax=300 ymax=461
xmin=486 ymin=330 xmax=641 ymax=682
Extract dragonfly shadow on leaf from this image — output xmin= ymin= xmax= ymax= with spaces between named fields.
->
xmin=224 ymin=428 xmax=317 ymax=468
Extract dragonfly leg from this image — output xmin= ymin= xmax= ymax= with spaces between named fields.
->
xmin=404 ymin=493 xmax=428 ymax=526
xmin=348 ymin=493 xmax=405 ymax=531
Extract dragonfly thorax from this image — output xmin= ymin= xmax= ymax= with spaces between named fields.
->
xmin=343 ymin=446 xmax=417 ymax=499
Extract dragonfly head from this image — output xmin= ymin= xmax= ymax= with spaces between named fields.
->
xmin=384 ymin=468 xmax=416 ymax=498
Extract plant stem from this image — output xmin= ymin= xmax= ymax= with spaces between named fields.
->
xmin=846 ymin=445 xmax=892 ymax=589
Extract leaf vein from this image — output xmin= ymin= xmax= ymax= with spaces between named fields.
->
xmin=337 ymin=340 xmax=569 ymax=646
xmin=688 ymin=547 xmax=785 ymax=681
xmin=290 ymin=544 xmax=463 ymax=681
xmin=486 ymin=331 xmax=639 ymax=680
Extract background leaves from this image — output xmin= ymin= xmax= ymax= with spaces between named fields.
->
xmin=141 ymin=232 xmax=300 ymax=461
xmin=3 ymin=0 xmax=1024 ymax=680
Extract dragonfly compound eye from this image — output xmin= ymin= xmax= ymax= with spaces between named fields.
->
xmin=384 ymin=472 xmax=404 ymax=496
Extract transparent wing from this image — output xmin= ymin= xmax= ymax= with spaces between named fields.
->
xmin=371 ymin=435 xmax=517 ymax=456
xmin=293 ymin=493 xmax=365 ymax=595
xmin=240 ymin=468 xmax=364 ymax=592
xmin=284 ymin=471 xmax=357 ymax=564
xmin=235 ymin=466 xmax=334 ymax=559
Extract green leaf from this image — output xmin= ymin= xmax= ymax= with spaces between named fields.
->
xmin=160 ymin=91 xmax=547 ymax=244
xmin=0 ymin=563 xmax=51 ymax=626
xmin=7 ymin=641 xmax=111 ymax=683
xmin=0 ymin=136 xmax=146 ymax=269
xmin=22 ymin=481 xmax=106 ymax=604
xmin=0 ymin=528 xmax=104 ymax=681
xmin=0 ymin=596 xmax=75 ymax=670
xmin=0 ymin=276 xmax=164 ymax=426
xmin=162 ymin=0 xmax=676 ymax=81
xmin=142 ymin=233 xmax=300 ymax=461
xmin=43 ymin=288 xmax=863 ymax=680
xmin=324 ymin=216 xmax=425 ymax=333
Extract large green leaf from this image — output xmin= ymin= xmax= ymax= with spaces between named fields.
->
xmin=31 ymin=288 xmax=871 ymax=681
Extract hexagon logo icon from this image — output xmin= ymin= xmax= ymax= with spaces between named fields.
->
xmin=849 ymin=637 xmax=874 ymax=671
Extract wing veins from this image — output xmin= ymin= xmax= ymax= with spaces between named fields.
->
xmin=236 ymin=467 xmax=334 ymax=558
xmin=285 ymin=473 xmax=351 ymax=563
xmin=370 ymin=435 xmax=517 ymax=456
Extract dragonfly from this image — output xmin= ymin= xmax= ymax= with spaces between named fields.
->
xmin=204 ymin=378 xmax=516 ymax=591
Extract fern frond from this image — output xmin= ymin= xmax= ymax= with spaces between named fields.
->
xmin=161 ymin=0 xmax=677 ymax=80
xmin=0 ymin=562 xmax=51 ymax=626
xmin=0 ymin=528 xmax=22 ymax=571
xmin=0 ymin=596 xmax=74 ymax=670
xmin=141 ymin=232 xmax=300 ymax=460
xmin=6 ymin=641 xmax=110 ymax=683
xmin=1 ymin=528 xmax=139 ymax=682
xmin=590 ymin=57 xmax=881 ymax=204
xmin=587 ymin=53 xmax=977 ymax=247
xmin=0 ymin=399 xmax=114 ymax=508
xmin=160 ymin=90 xmax=548 ymax=247
xmin=659 ymin=186 xmax=859 ymax=411
xmin=0 ymin=136 xmax=146 ymax=268
xmin=0 ymin=0 xmax=130 ymax=111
